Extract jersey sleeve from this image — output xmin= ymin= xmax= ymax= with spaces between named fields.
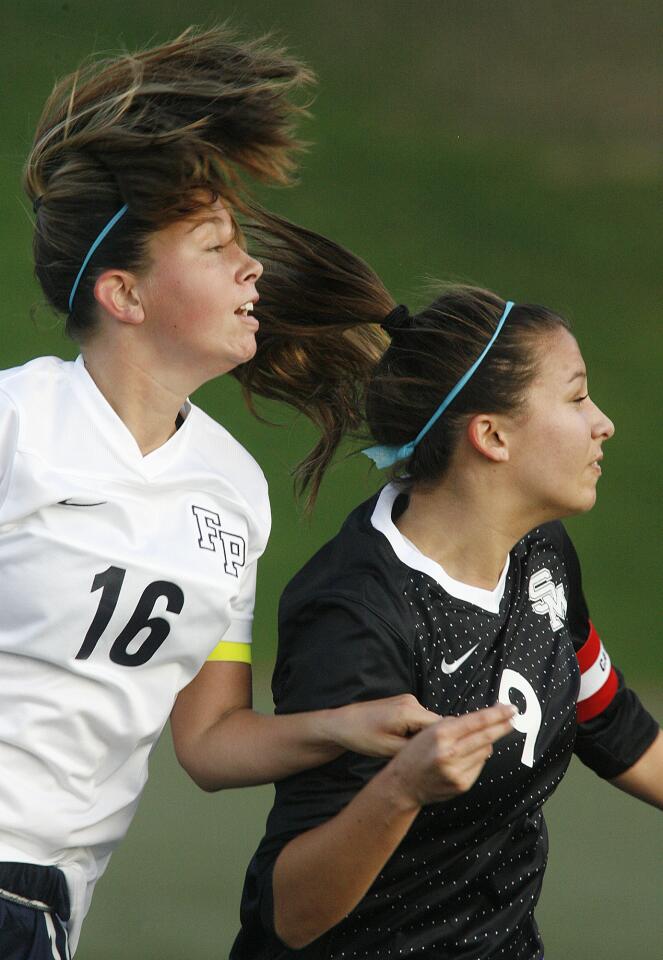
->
xmin=267 ymin=594 xmax=415 ymax=838
xmin=0 ymin=389 xmax=19 ymax=517
xmin=556 ymin=523 xmax=659 ymax=778
xmin=206 ymin=558 xmax=258 ymax=664
xmin=206 ymin=474 xmax=270 ymax=666
xmin=235 ymin=594 xmax=416 ymax=947
xmin=273 ymin=594 xmax=416 ymax=712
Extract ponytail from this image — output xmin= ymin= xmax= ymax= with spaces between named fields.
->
xmin=239 ymin=212 xmax=571 ymax=504
xmin=238 ymin=208 xmax=392 ymax=507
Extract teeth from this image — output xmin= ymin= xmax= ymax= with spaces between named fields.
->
xmin=237 ymin=301 xmax=253 ymax=315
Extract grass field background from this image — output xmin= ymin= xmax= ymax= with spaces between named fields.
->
xmin=1 ymin=1 xmax=661 ymax=956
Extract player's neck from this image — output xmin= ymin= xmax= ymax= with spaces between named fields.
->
xmin=82 ymin=346 xmax=188 ymax=456
xmin=395 ymin=475 xmax=535 ymax=591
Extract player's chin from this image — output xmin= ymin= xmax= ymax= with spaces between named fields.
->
xmin=242 ymin=334 xmax=258 ymax=361
xmin=553 ymin=484 xmax=597 ymax=518
xmin=208 ymin=335 xmax=257 ymax=377
xmin=574 ymin=485 xmax=599 ymax=514
xmin=231 ymin=333 xmax=258 ymax=364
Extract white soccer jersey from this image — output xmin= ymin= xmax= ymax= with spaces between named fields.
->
xmin=0 ymin=356 xmax=271 ymax=950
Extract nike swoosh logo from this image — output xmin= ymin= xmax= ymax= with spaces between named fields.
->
xmin=59 ymin=499 xmax=108 ymax=507
xmin=441 ymin=643 xmax=480 ymax=674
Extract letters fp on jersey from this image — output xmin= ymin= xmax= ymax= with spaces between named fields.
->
xmin=191 ymin=505 xmax=246 ymax=577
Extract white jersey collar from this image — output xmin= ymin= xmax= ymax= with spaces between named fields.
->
xmin=370 ymin=482 xmax=509 ymax=615
xmin=71 ymin=355 xmax=193 ymax=477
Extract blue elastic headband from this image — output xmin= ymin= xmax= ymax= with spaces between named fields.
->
xmin=362 ymin=300 xmax=516 ymax=469
xmin=68 ymin=203 xmax=129 ymax=312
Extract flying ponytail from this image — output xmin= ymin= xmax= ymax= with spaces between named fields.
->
xmin=237 ymin=207 xmax=393 ymax=507
xmin=239 ymin=209 xmax=570 ymax=508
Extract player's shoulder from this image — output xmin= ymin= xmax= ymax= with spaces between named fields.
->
xmin=0 ymin=356 xmax=76 ymax=448
xmin=0 ymin=355 xmax=70 ymax=407
xmin=185 ymin=402 xmax=269 ymax=519
xmin=515 ymin=520 xmax=583 ymax=598
xmin=517 ymin=519 xmax=571 ymax=558
xmin=281 ymin=488 xmax=411 ymax=627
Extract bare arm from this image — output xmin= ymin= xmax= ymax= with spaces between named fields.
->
xmin=170 ymin=661 xmax=441 ymax=790
xmin=272 ymin=704 xmax=516 ymax=949
xmin=609 ymin=728 xmax=663 ymax=810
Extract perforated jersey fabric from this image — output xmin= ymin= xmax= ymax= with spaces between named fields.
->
xmin=232 ymin=483 xmax=657 ymax=960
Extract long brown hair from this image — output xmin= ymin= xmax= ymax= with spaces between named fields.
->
xmin=23 ymin=25 xmax=314 ymax=339
xmin=239 ymin=213 xmax=569 ymax=505
xmin=238 ymin=207 xmax=392 ymax=506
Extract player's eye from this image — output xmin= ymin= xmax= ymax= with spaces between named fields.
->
xmin=573 ymin=394 xmax=589 ymax=403
xmin=207 ymin=226 xmax=238 ymax=253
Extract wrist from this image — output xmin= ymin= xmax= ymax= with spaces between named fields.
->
xmin=309 ymin=707 xmax=346 ymax=759
xmin=375 ymin=758 xmax=423 ymax=816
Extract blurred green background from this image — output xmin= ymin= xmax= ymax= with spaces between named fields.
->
xmin=1 ymin=1 xmax=661 ymax=957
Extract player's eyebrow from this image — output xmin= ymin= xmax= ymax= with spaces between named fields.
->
xmin=187 ymin=215 xmax=228 ymax=233
xmin=567 ymin=370 xmax=586 ymax=383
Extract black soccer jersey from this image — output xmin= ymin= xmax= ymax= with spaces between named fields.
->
xmin=231 ymin=484 xmax=658 ymax=960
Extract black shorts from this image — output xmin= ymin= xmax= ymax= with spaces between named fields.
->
xmin=0 ymin=862 xmax=71 ymax=960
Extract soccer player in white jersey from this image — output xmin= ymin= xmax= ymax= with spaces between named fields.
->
xmin=229 ymin=231 xmax=663 ymax=959
xmin=0 ymin=28 xmax=495 ymax=959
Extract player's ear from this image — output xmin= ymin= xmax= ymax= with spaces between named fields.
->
xmin=466 ymin=413 xmax=510 ymax=463
xmin=93 ymin=270 xmax=145 ymax=326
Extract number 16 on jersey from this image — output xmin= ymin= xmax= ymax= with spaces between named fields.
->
xmin=76 ymin=566 xmax=184 ymax=667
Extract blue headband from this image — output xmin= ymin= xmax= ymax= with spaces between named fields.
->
xmin=362 ymin=300 xmax=516 ymax=469
xmin=68 ymin=203 xmax=129 ymax=312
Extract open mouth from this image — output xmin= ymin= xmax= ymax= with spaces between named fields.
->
xmin=235 ymin=301 xmax=254 ymax=317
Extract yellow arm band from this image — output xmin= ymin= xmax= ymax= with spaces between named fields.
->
xmin=206 ymin=640 xmax=252 ymax=664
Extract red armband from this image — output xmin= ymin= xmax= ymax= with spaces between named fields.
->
xmin=575 ymin=622 xmax=618 ymax=723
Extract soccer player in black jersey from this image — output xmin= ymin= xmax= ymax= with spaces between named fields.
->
xmin=231 ymin=261 xmax=662 ymax=958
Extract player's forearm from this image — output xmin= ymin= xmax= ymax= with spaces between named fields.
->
xmin=272 ymin=705 xmax=515 ymax=948
xmin=610 ymin=728 xmax=663 ymax=810
xmin=272 ymin=762 xmax=421 ymax=949
xmin=177 ymin=707 xmax=345 ymax=790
